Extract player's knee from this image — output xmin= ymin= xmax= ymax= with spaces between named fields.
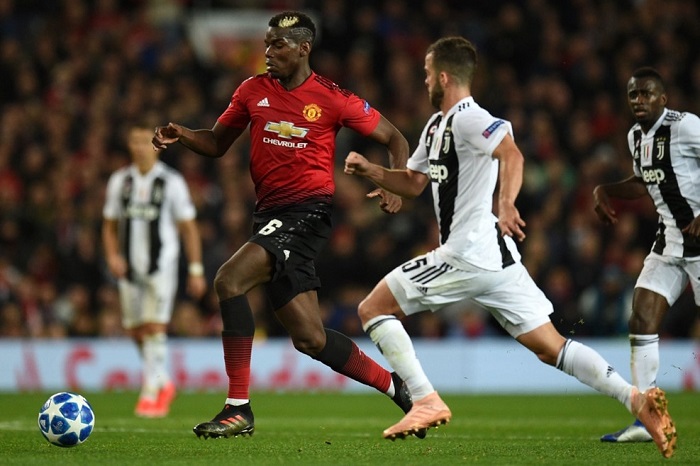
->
xmin=213 ymin=265 xmax=242 ymax=298
xmin=291 ymin=331 xmax=325 ymax=357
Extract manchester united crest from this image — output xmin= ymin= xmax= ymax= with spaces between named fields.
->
xmin=303 ymin=103 xmax=322 ymax=122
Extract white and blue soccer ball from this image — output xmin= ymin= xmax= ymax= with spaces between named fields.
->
xmin=38 ymin=392 xmax=95 ymax=447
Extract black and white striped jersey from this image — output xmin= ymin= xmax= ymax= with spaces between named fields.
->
xmin=629 ymin=108 xmax=700 ymax=257
xmin=103 ymin=161 xmax=196 ymax=278
xmin=407 ymin=96 xmax=521 ymax=271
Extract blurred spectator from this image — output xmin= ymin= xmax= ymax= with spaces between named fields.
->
xmin=578 ymin=265 xmax=634 ymax=336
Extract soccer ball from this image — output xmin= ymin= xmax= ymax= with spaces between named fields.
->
xmin=38 ymin=392 xmax=95 ymax=447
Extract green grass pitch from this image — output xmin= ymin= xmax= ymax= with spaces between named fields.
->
xmin=1 ymin=391 xmax=697 ymax=465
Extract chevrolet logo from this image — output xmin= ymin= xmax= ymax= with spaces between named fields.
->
xmin=264 ymin=121 xmax=309 ymax=139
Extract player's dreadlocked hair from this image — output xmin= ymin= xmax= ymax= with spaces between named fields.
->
xmin=269 ymin=11 xmax=316 ymax=45
xmin=631 ymin=66 xmax=666 ymax=92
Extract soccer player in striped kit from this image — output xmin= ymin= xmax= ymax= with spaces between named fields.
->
xmin=345 ymin=38 xmax=676 ymax=458
xmin=594 ymin=67 xmax=700 ymax=444
xmin=103 ymin=123 xmax=207 ymax=417
xmin=152 ymin=11 xmax=414 ymax=439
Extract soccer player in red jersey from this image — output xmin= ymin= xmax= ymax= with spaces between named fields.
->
xmin=152 ymin=11 xmax=412 ymax=439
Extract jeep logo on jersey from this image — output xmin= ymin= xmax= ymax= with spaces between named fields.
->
xmin=429 ymin=161 xmax=449 ymax=184
xmin=641 ymin=167 xmax=666 ymax=184
xmin=125 ymin=203 xmax=159 ymax=221
xmin=264 ymin=121 xmax=309 ymax=139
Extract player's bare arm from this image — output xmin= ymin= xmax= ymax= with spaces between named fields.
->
xmin=178 ymin=219 xmax=207 ymax=299
xmin=101 ymin=218 xmax=127 ymax=278
xmin=593 ymin=175 xmax=647 ymax=225
xmin=492 ymin=134 xmax=526 ymax=241
xmin=152 ymin=122 xmax=183 ymax=149
xmin=152 ymin=122 xmax=244 ymax=158
xmin=345 ymin=151 xmax=429 ymax=199
xmin=369 ymin=116 xmax=409 ymax=169
xmin=364 ymin=115 xmax=410 ymax=213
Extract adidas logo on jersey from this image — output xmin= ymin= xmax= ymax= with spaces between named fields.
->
xmin=257 ymin=97 xmax=270 ymax=107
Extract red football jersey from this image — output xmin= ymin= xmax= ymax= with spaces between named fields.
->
xmin=218 ymin=72 xmax=381 ymax=211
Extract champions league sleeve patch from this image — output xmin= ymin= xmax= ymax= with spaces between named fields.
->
xmin=482 ymin=119 xmax=505 ymax=138
xmin=363 ymin=100 xmax=371 ymax=114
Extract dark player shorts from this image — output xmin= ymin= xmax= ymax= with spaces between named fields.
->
xmin=250 ymin=201 xmax=332 ymax=309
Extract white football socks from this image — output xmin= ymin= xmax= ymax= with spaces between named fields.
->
xmin=363 ymin=315 xmax=434 ymax=401
xmin=630 ymin=334 xmax=659 ymax=391
xmin=141 ymin=332 xmax=169 ymax=399
xmin=557 ymin=339 xmax=633 ymax=411
xmin=225 ymin=398 xmax=250 ymax=406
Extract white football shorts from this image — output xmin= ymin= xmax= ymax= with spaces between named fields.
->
xmin=385 ymin=250 xmax=553 ymax=338
xmin=636 ymin=251 xmax=700 ymax=306
xmin=118 ymin=268 xmax=177 ymax=328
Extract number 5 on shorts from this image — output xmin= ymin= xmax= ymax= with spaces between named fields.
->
xmin=401 ymin=256 xmax=427 ymax=272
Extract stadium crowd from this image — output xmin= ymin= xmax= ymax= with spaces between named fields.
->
xmin=1 ymin=0 xmax=699 ymax=340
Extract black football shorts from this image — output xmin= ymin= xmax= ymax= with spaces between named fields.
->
xmin=250 ymin=201 xmax=332 ymax=309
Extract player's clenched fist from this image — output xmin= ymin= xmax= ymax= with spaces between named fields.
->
xmin=152 ymin=122 xmax=183 ymax=150
xmin=344 ymin=151 xmax=370 ymax=175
